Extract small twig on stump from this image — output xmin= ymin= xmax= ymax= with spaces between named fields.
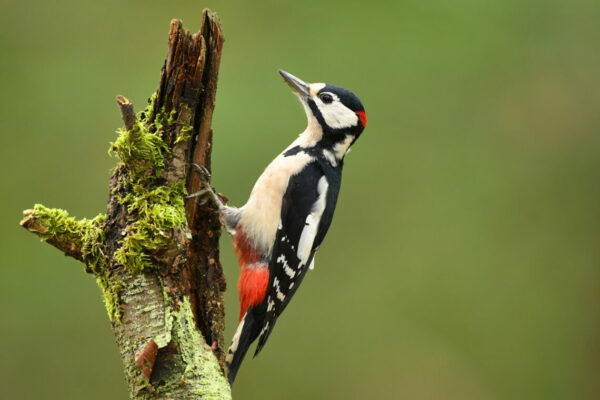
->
xmin=117 ymin=95 xmax=136 ymax=131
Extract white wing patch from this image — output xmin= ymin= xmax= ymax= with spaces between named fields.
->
xmin=297 ymin=176 xmax=329 ymax=265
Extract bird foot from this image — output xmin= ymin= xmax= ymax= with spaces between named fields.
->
xmin=186 ymin=163 xmax=225 ymax=208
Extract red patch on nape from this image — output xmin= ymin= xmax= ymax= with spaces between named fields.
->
xmin=238 ymin=266 xmax=269 ymax=321
xmin=356 ymin=110 xmax=367 ymax=127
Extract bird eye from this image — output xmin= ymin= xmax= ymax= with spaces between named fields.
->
xmin=319 ymin=93 xmax=334 ymax=104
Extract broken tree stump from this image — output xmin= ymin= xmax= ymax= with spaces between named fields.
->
xmin=20 ymin=10 xmax=231 ymax=399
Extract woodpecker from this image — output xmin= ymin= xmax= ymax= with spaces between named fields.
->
xmin=188 ymin=70 xmax=366 ymax=384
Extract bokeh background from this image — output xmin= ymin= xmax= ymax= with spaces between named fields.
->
xmin=1 ymin=1 xmax=599 ymax=399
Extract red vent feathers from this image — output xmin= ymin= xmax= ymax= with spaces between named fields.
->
xmin=238 ymin=267 xmax=269 ymax=321
xmin=233 ymin=228 xmax=269 ymax=320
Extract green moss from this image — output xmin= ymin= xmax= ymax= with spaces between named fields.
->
xmin=154 ymin=101 xmax=193 ymax=145
xmin=174 ymin=111 xmax=193 ymax=144
xmin=144 ymin=92 xmax=158 ymax=121
xmin=80 ymin=216 xmax=107 ymax=272
xmin=109 ymin=94 xmax=193 ymax=176
xmin=113 ymin=181 xmax=187 ymax=273
xmin=110 ymin=94 xmax=167 ymax=178
xmin=96 ymin=274 xmax=125 ymax=322
xmin=110 ymin=122 xmax=167 ymax=178
xmin=32 ymin=204 xmax=107 ymax=271
xmin=109 ymin=94 xmax=191 ymax=274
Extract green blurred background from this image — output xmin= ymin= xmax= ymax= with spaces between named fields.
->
xmin=2 ymin=0 xmax=599 ymax=399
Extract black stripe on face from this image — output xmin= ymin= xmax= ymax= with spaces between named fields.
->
xmin=307 ymin=98 xmax=328 ymax=129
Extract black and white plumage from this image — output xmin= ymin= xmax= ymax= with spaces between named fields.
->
xmin=190 ymin=70 xmax=366 ymax=384
xmin=254 ymin=159 xmax=341 ymax=355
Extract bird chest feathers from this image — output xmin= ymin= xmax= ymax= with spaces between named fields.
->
xmin=239 ymin=151 xmax=315 ymax=254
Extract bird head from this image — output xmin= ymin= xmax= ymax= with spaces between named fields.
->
xmin=279 ymin=70 xmax=366 ymax=148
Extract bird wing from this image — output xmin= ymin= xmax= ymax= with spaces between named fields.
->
xmin=254 ymin=161 xmax=332 ymax=356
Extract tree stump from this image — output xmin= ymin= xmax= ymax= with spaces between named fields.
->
xmin=20 ymin=10 xmax=231 ymax=399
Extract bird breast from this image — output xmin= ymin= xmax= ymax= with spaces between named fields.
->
xmin=239 ymin=151 xmax=314 ymax=254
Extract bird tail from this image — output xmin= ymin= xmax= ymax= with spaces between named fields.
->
xmin=226 ymin=309 xmax=262 ymax=385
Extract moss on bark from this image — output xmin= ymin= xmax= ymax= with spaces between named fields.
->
xmin=110 ymin=96 xmax=190 ymax=274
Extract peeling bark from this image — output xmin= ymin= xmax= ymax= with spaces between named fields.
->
xmin=20 ymin=10 xmax=231 ymax=399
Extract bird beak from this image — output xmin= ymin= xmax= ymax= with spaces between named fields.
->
xmin=278 ymin=70 xmax=310 ymax=99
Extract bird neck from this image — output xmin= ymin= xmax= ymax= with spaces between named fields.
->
xmin=285 ymin=127 xmax=355 ymax=167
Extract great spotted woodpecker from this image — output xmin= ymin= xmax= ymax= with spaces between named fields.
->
xmin=188 ymin=70 xmax=366 ymax=384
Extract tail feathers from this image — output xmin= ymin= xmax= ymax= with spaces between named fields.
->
xmin=226 ymin=309 xmax=262 ymax=385
xmin=254 ymin=314 xmax=278 ymax=357
xmin=253 ymin=260 xmax=310 ymax=357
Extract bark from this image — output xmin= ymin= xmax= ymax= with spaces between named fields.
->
xmin=20 ymin=10 xmax=231 ymax=399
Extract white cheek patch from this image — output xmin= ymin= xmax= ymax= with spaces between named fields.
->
xmin=315 ymin=94 xmax=359 ymax=129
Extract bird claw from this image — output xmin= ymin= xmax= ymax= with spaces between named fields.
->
xmin=186 ymin=163 xmax=223 ymax=208
xmin=189 ymin=163 xmax=211 ymax=183
xmin=185 ymin=188 xmax=210 ymax=199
